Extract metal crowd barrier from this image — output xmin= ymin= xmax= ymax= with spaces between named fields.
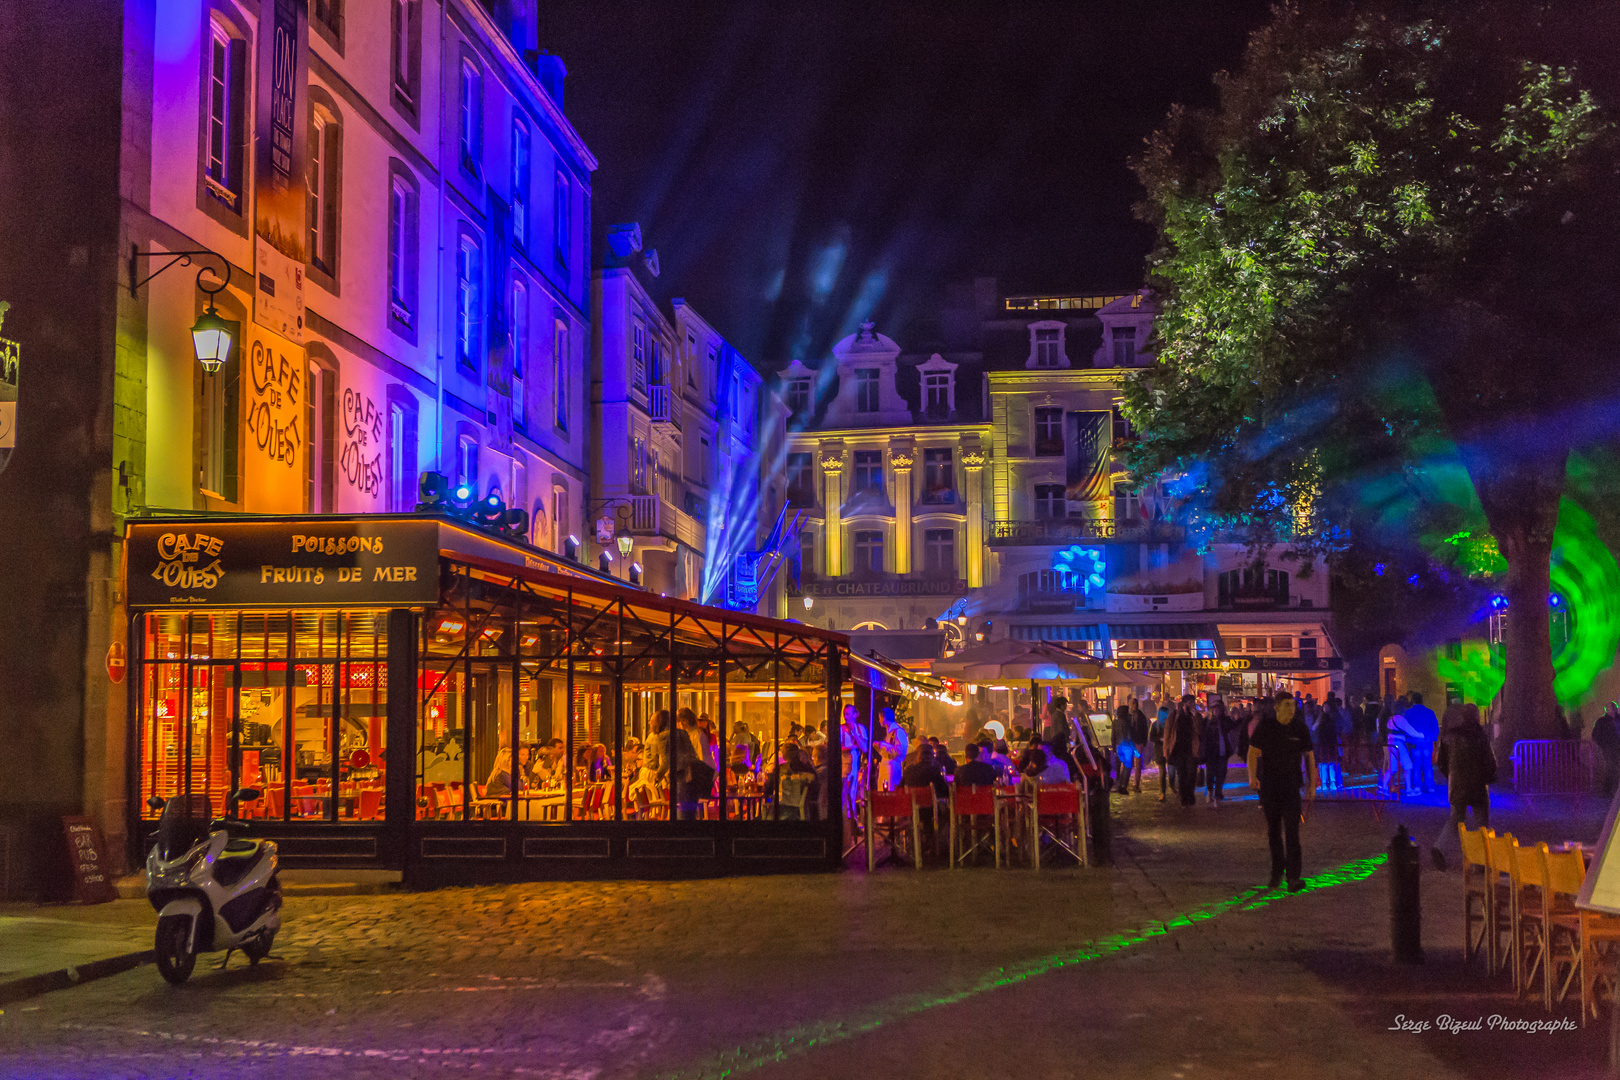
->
xmin=1509 ymin=739 xmax=1600 ymax=794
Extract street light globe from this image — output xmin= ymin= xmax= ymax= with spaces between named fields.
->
xmin=803 ymin=595 xmax=814 ymax=610
xmin=956 ymin=615 xmax=968 ymax=627
xmin=191 ymin=306 xmax=234 ymax=373
xmin=616 ymin=535 xmax=634 ymax=557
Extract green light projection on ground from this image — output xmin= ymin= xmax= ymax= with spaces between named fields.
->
xmin=662 ymin=854 xmax=1388 ymax=1080
xmin=1434 ymin=500 xmax=1620 ymax=707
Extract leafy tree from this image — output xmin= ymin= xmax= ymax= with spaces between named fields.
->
xmin=1124 ymin=1 xmax=1620 ymax=742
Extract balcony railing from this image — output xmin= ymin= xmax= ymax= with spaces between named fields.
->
xmin=648 ymin=385 xmax=677 ymax=426
xmin=989 ymin=518 xmax=1185 ymax=546
xmin=628 ymin=495 xmax=661 ymax=535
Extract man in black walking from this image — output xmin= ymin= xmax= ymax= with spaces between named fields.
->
xmin=1247 ymin=688 xmax=1317 ymax=891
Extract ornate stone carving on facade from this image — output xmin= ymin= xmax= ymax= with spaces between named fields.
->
xmin=819 ymin=454 xmax=845 ymax=473
xmin=960 ymin=449 xmax=987 ymax=469
xmin=888 ymin=451 xmax=914 ymax=470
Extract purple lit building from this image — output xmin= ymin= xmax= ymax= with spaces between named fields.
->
xmin=0 ymin=0 xmax=598 ymax=889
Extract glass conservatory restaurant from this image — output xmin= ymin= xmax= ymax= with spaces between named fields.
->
xmin=125 ymin=516 xmax=850 ymax=885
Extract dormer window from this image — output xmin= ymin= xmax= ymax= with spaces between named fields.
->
xmin=786 ymin=377 xmax=811 ymax=414
xmin=924 ymin=373 xmax=950 ymax=419
xmin=1035 ymin=329 xmax=1061 ymax=366
xmin=1027 ymin=321 xmax=1067 ymax=368
xmin=1112 ymin=326 xmax=1137 ymax=367
xmin=854 ymin=369 xmax=880 ymax=413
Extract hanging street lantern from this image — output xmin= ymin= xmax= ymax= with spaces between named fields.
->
xmin=190 ymin=305 xmax=234 ymax=373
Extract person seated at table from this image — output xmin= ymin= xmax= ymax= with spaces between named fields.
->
xmin=623 ymin=737 xmax=643 ymax=776
xmin=644 ymin=711 xmax=671 ymax=780
xmin=483 ymin=746 xmax=514 ymax=811
xmin=728 ymin=746 xmax=755 ymax=787
xmin=765 ymin=744 xmax=818 ymax=820
xmin=731 ymin=721 xmax=760 ymax=758
xmin=586 ymin=743 xmax=612 ymax=783
xmin=804 ymin=721 xmax=828 ymax=750
xmin=956 ymin=741 xmax=999 ymax=787
xmin=900 ymin=742 xmax=949 ymax=800
xmin=625 ymin=753 xmax=661 ymax=818
xmin=988 ymin=739 xmax=1017 ymax=785
xmin=532 ymin=738 xmax=565 ymax=788
xmin=1018 ymin=734 xmax=1047 ymax=775
xmin=1036 ymin=745 xmax=1073 ymax=785
xmin=515 ymin=744 xmax=537 ymax=790
xmin=929 ymin=736 xmax=957 ymax=780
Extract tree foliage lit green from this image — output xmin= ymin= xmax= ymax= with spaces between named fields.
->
xmin=1121 ymin=0 xmax=1620 ymax=744
xmin=1125 ymin=1 xmax=1620 ymax=740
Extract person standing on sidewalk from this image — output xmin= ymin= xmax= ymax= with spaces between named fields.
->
xmin=1200 ymin=697 xmax=1232 ymax=806
xmin=1429 ymin=702 xmax=1497 ymax=870
xmin=1403 ymin=692 xmax=1439 ymax=794
xmin=1247 ymin=689 xmax=1317 ymax=891
xmin=1151 ymin=699 xmax=1171 ymax=801
xmin=1164 ymin=695 xmax=1201 ymax=807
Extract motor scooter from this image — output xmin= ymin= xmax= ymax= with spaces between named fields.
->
xmin=144 ymin=790 xmax=281 ymax=984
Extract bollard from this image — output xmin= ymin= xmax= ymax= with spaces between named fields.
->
xmin=1389 ymin=825 xmax=1424 ymax=964
xmin=1088 ymin=781 xmax=1112 ymax=866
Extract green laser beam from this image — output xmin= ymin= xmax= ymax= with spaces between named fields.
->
xmin=659 ymin=854 xmax=1388 ymax=1080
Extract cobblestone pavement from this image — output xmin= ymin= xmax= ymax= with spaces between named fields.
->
xmin=0 ymin=784 xmax=1611 ymax=1079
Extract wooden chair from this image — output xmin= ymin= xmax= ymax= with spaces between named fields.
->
xmin=865 ymin=789 xmax=923 ymax=871
xmin=904 ymin=786 xmax=944 ymax=860
xmin=1485 ymin=830 xmax=1522 ymax=986
xmin=1031 ymin=784 xmax=1086 ymax=870
xmin=1514 ymin=840 xmax=1563 ymax=1006
xmin=1460 ymin=825 xmax=1492 ymax=969
xmin=951 ymin=785 xmax=996 ymax=868
xmin=416 ymin=783 xmax=439 ymax=820
xmin=1539 ymin=845 xmax=1586 ymax=1013
xmin=992 ymin=784 xmax=1022 ymax=868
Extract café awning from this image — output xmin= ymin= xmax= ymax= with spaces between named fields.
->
xmin=931 ymin=640 xmax=1102 ymax=684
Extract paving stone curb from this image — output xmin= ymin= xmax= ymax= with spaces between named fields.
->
xmin=0 ymin=949 xmax=155 ymax=1007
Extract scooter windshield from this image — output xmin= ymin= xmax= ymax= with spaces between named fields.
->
xmin=154 ymin=795 xmax=212 ymax=862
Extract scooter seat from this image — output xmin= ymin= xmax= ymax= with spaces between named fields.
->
xmin=223 ymin=839 xmax=259 ymax=855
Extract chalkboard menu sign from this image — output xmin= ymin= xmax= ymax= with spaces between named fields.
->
xmin=62 ymin=816 xmax=116 ymax=905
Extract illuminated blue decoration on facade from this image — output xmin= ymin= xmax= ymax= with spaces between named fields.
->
xmin=1052 ymin=544 xmax=1106 ymax=594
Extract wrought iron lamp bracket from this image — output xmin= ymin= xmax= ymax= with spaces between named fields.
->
xmin=127 ymin=244 xmax=231 ymax=300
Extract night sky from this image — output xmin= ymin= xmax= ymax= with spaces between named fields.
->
xmin=541 ymin=0 xmax=1276 ymax=364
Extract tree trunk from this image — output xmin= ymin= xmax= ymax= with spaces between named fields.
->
xmin=1468 ymin=450 xmax=1567 ymax=750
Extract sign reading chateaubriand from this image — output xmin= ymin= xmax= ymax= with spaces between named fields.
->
xmin=126 ymin=519 xmax=439 ymax=607
xmin=1119 ymin=656 xmax=1345 ymax=672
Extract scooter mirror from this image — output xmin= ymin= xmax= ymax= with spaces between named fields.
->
xmin=146 ymin=795 xmax=166 ymax=812
xmin=232 ymin=788 xmax=262 ymax=803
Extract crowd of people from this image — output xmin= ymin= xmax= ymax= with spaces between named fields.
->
xmin=477 ymin=707 xmax=836 ymax=821
xmin=839 ymin=695 xmax=1107 ymax=817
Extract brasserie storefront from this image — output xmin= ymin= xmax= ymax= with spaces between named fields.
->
xmin=124 ymin=515 xmax=851 ymax=884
